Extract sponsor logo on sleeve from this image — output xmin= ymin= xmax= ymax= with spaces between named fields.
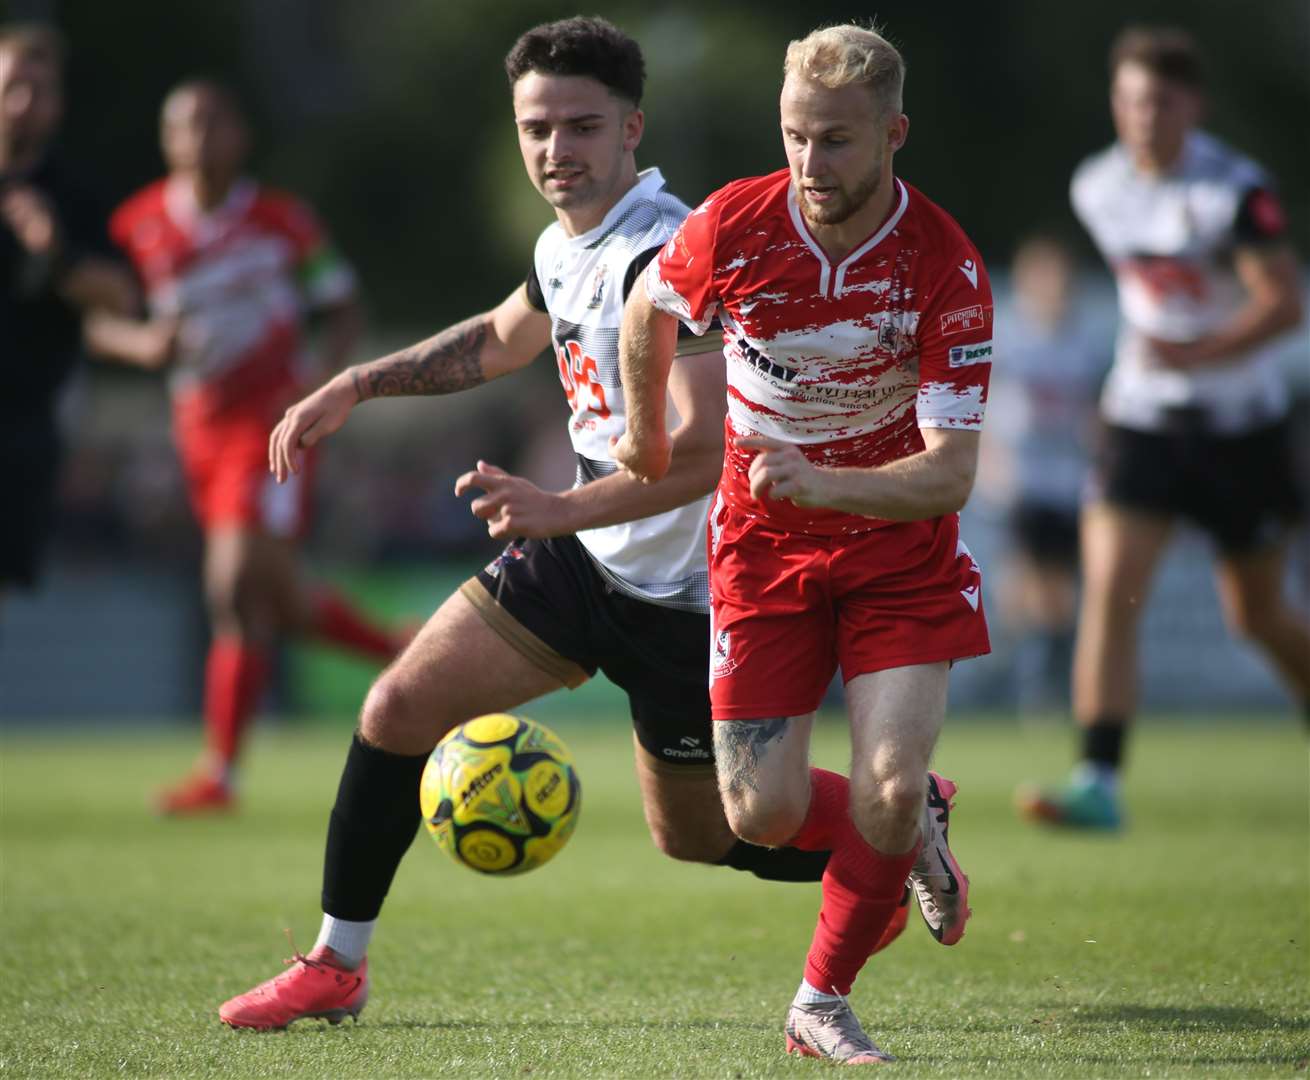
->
xmin=948 ymin=340 xmax=993 ymax=367
xmin=957 ymin=259 xmax=979 ymax=288
xmin=940 ymin=305 xmax=986 ymax=336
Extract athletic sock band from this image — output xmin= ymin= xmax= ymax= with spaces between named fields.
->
xmin=321 ymin=732 xmax=428 ymax=922
xmin=1081 ymin=717 xmax=1126 ymax=770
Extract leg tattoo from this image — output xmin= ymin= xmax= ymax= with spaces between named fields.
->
xmin=713 ymin=718 xmax=790 ymax=798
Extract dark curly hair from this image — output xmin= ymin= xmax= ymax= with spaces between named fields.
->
xmin=504 ymin=16 xmax=645 ymax=107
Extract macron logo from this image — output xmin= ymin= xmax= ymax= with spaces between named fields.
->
xmin=958 ymin=259 xmax=978 ymax=289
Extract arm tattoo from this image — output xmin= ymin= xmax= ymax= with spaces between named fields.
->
xmin=713 ymin=717 xmax=790 ymax=797
xmin=352 ymin=314 xmax=489 ymax=400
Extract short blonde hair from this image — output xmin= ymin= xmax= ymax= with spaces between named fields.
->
xmin=783 ymin=24 xmax=904 ymax=115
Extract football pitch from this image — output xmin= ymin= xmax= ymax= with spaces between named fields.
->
xmin=2 ymin=716 xmax=1306 ymax=1078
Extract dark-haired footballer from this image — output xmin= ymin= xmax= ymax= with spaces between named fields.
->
xmin=219 ymin=15 xmax=922 ymax=1031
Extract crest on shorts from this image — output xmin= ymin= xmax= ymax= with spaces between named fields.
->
xmin=485 ymin=544 xmax=526 ymax=579
xmin=712 ymin=627 xmax=738 ymax=678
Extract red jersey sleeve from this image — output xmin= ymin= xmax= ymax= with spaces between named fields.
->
xmin=108 ymin=190 xmax=154 ymax=270
xmin=259 ymin=193 xmax=357 ymax=307
xmin=643 ymin=193 xmax=723 ymax=335
xmin=106 ymin=187 xmax=164 ymax=286
xmin=914 ymin=249 xmax=993 ymax=431
xmin=257 ymin=193 xmax=325 ymax=261
xmin=108 ymin=202 xmax=132 ymax=255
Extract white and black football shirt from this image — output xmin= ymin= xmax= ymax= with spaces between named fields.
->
xmin=524 ymin=167 xmax=713 ymax=613
xmin=1072 ymin=131 xmax=1293 ymax=434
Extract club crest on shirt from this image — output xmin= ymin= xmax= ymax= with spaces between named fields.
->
xmin=586 ymin=264 xmax=609 ymax=309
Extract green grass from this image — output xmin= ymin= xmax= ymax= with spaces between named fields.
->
xmin=2 ymin=716 xmax=1307 ymax=1078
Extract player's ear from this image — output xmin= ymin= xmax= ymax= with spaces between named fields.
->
xmin=623 ymin=106 xmax=644 ymax=152
xmin=887 ymin=113 xmax=909 ymax=154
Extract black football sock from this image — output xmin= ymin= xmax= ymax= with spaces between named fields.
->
xmin=1080 ymin=717 xmax=1126 ymax=771
xmin=321 ymin=732 xmax=428 ymax=921
xmin=716 ymin=839 xmax=829 ymax=882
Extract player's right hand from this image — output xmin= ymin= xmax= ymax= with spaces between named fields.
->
xmin=269 ymin=373 xmax=358 ymax=482
xmin=0 ymin=184 xmax=61 ymax=258
xmin=610 ymin=428 xmax=672 ymax=485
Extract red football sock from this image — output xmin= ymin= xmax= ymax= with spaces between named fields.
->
xmin=203 ymin=637 xmax=272 ymax=770
xmin=308 ymin=589 xmax=398 ymax=661
xmin=791 ymin=768 xmax=922 ymax=995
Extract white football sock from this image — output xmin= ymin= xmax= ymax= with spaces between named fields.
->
xmin=793 ymin=978 xmax=842 ymax=1006
xmin=314 ymin=915 xmax=375 ymax=969
xmin=1073 ymin=760 xmax=1120 ymax=795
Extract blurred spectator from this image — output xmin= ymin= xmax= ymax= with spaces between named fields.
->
xmin=84 ymin=79 xmax=408 ymax=814
xmin=982 ymin=235 xmax=1108 ymax=711
xmin=0 ymin=22 xmax=135 ymax=610
xmin=1017 ymin=26 xmax=1308 ymax=831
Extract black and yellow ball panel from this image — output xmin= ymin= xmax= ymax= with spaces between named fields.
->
xmin=419 ymin=713 xmax=581 ymax=875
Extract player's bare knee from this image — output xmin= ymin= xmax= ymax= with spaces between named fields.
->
xmin=358 ymin=671 xmax=435 ymax=754
xmin=853 ymin=772 xmax=924 ymax=841
xmin=204 ymin=578 xmax=241 ymax=631
xmin=722 ymin=792 xmax=805 ymax=848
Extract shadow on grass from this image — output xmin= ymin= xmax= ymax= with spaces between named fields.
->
xmin=364 ymin=1017 xmax=777 ymax=1034
xmin=1060 ymin=1003 xmax=1309 ymax=1033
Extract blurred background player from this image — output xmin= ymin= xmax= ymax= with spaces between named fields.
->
xmin=214 ymin=16 xmax=888 ymax=1034
xmin=85 ymin=80 xmax=408 ymax=815
xmin=616 ymin=24 xmax=986 ymax=1064
xmin=1 ymin=23 xmax=135 ymax=611
xmin=982 ymin=235 xmax=1107 ymax=712
xmin=1017 ymin=26 xmax=1308 ymax=829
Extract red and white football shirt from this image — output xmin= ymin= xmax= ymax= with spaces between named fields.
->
xmin=110 ymin=177 xmax=356 ymax=421
xmin=645 ymin=169 xmax=993 ymax=535
xmin=111 ymin=177 xmax=355 ymax=534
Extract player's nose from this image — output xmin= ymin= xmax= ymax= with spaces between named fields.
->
xmin=799 ymin=146 xmax=825 ymax=178
xmin=545 ymin=129 xmax=573 ymax=162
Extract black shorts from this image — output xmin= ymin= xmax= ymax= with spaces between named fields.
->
xmin=1010 ymin=502 xmax=1080 ymax=569
xmin=1095 ymin=418 xmax=1305 ymax=556
xmin=0 ymin=417 xmax=60 ymax=589
xmin=462 ymin=535 xmax=713 ymax=770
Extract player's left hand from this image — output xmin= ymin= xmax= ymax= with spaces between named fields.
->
xmin=736 ymin=434 xmax=832 ymax=508
xmin=455 ymin=460 xmax=570 ymax=540
xmin=1144 ymin=335 xmax=1224 ymax=369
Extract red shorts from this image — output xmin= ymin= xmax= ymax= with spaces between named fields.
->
xmin=707 ymin=499 xmax=990 ymax=721
xmin=173 ymin=399 xmax=313 ymax=538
